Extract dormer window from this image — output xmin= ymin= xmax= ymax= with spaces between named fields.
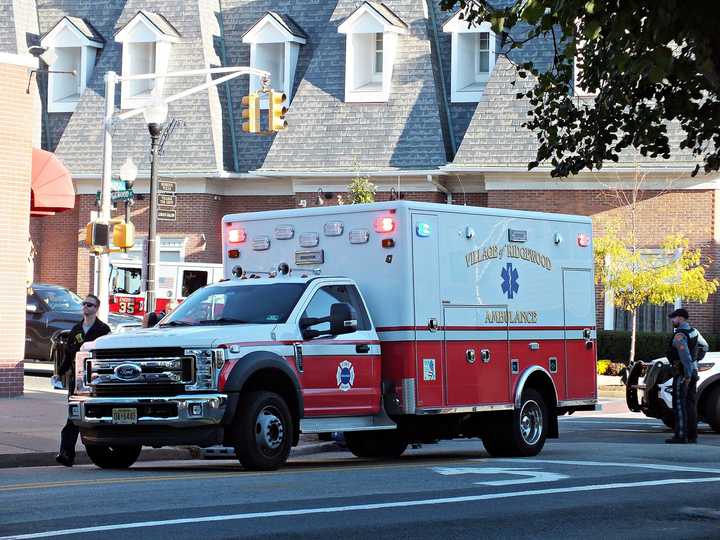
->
xmin=40 ymin=16 xmax=104 ymax=113
xmin=115 ymin=10 xmax=180 ymax=110
xmin=242 ymin=12 xmax=307 ymax=107
xmin=443 ymin=12 xmax=497 ymax=102
xmin=338 ymin=2 xmax=407 ymax=103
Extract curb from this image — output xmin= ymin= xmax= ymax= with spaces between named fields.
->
xmin=0 ymin=442 xmax=340 ymax=469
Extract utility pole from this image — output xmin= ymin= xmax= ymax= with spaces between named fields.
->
xmin=97 ymin=71 xmax=116 ymax=322
xmin=145 ymin=122 xmax=162 ymax=314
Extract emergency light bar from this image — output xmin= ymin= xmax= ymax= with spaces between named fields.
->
xmin=228 ymin=228 xmax=246 ymax=244
xmin=374 ymin=216 xmax=395 ymax=233
xmin=274 ymin=225 xmax=294 ymax=240
xmin=252 ymin=236 xmax=271 ymax=250
xmin=349 ymin=229 xmax=370 ymax=244
xmin=299 ymin=232 xmax=319 ymax=248
xmin=324 ymin=222 xmax=344 ymax=236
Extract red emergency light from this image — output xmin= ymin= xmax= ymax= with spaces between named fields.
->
xmin=374 ymin=216 xmax=395 ymax=233
xmin=228 ymin=228 xmax=246 ymax=244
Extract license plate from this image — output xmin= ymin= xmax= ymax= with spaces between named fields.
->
xmin=112 ymin=408 xmax=137 ymax=424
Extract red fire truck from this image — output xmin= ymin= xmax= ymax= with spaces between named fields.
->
xmin=69 ymin=202 xmax=598 ymax=470
xmin=108 ymin=260 xmax=223 ymax=315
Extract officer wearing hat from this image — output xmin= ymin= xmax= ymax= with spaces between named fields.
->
xmin=666 ymin=308 xmax=702 ymax=443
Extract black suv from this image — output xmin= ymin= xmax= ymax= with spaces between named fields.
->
xmin=25 ymin=284 xmax=141 ymax=364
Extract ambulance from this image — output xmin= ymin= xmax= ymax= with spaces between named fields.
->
xmin=68 ymin=202 xmax=598 ymax=470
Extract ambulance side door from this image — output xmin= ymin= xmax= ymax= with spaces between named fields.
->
xmin=298 ymin=283 xmax=381 ymax=417
xmin=563 ymin=268 xmax=597 ymax=399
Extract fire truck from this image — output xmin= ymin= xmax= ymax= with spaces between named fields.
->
xmin=68 ymin=202 xmax=598 ymax=470
xmin=108 ymin=259 xmax=223 ymax=316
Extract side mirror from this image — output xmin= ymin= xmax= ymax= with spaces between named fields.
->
xmin=330 ymin=303 xmax=357 ymax=336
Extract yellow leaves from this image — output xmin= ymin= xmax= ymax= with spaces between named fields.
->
xmin=594 ymin=230 xmax=719 ymax=312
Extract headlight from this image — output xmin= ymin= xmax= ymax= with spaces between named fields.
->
xmin=185 ymin=349 xmax=225 ymax=391
xmin=74 ymin=350 xmax=92 ymax=395
xmin=698 ymin=362 xmax=715 ymax=372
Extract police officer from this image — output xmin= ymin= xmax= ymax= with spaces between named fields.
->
xmin=666 ymin=308 xmax=700 ymax=444
xmin=55 ymin=294 xmax=110 ymax=466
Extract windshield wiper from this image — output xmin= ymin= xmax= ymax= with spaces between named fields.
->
xmin=160 ymin=320 xmax=193 ymax=327
xmin=197 ymin=317 xmax=248 ymax=325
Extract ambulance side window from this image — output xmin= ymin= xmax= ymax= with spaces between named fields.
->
xmin=182 ymin=270 xmax=208 ymax=298
xmin=301 ymin=285 xmax=371 ymax=334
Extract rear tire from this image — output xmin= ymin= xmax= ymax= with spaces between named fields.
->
xmin=85 ymin=444 xmax=141 ymax=469
xmin=482 ymin=389 xmax=548 ymax=457
xmin=344 ymin=430 xmax=408 ymax=459
xmin=703 ymin=386 xmax=720 ymax=434
xmin=231 ymin=391 xmax=293 ymax=470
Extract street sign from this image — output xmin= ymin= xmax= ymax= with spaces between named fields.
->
xmin=159 ymin=180 xmax=176 ymax=194
xmin=158 ymin=209 xmax=176 ymax=221
xmin=96 ymin=189 xmax=134 ymax=203
xmin=112 ymin=178 xmax=128 ymax=191
xmin=157 ymin=194 xmax=176 ymax=207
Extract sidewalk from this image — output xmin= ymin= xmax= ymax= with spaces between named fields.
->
xmin=0 ymin=376 xmax=335 ymax=469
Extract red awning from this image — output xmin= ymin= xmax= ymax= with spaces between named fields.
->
xmin=31 ymin=148 xmax=75 ymax=216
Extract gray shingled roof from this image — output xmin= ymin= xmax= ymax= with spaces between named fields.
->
xmin=451 ymin=56 xmax=701 ymax=171
xmin=366 ymin=2 xmax=408 ymax=30
xmin=42 ymin=16 xmax=105 ymax=44
xmin=260 ymin=0 xmax=447 ymax=172
xmin=53 ymin=0 xmax=221 ymax=176
xmin=115 ymin=10 xmax=181 ymax=39
xmin=0 ymin=0 xmax=18 ymax=54
xmin=243 ymin=12 xmax=307 ymax=41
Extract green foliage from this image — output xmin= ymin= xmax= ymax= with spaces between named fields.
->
xmin=347 ymin=169 xmax=376 ymax=204
xmin=596 ymin=359 xmax=611 ymax=375
xmin=594 ymin=230 xmax=719 ymax=312
xmin=438 ymin=1 xmax=720 ymax=177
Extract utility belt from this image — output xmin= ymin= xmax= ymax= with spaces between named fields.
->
xmin=670 ymin=359 xmax=698 ymax=378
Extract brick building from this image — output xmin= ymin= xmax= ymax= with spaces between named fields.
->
xmin=14 ymin=0 xmax=720 ymax=335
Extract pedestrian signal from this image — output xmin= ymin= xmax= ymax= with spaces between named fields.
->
xmin=270 ymin=91 xmax=288 ymax=132
xmin=85 ymin=221 xmax=110 ymax=252
xmin=241 ymin=94 xmax=260 ymax=133
xmin=112 ymin=220 xmax=135 ymax=250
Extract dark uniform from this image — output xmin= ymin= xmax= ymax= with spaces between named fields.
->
xmin=667 ymin=322 xmax=699 ymax=442
xmin=57 ymin=319 xmax=111 ymax=462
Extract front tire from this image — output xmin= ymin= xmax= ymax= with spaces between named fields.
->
xmin=482 ymin=389 xmax=548 ymax=457
xmin=344 ymin=430 xmax=408 ymax=459
xmin=231 ymin=391 xmax=293 ymax=470
xmin=85 ymin=444 xmax=141 ymax=469
xmin=703 ymin=386 xmax=720 ymax=434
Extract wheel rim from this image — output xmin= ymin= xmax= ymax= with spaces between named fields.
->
xmin=254 ymin=405 xmax=285 ymax=454
xmin=519 ymin=399 xmax=543 ymax=445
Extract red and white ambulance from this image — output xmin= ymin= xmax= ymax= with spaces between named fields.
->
xmin=69 ymin=201 xmax=598 ymax=470
xmin=108 ymin=260 xmax=223 ymax=315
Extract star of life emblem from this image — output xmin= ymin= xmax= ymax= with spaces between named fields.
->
xmin=336 ymin=360 xmax=355 ymax=392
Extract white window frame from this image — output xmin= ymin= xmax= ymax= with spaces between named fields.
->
xmin=372 ymin=32 xmax=383 ymax=80
xmin=443 ymin=14 xmax=496 ymax=103
xmin=242 ymin=13 xmax=306 ymax=109
xmin=115 ymin=12 xmax=179 ymax=110
xmin=40 ymin=18 xmax=103 ymax=113
xmin=338 ymin=3 xmax=407 ymax=103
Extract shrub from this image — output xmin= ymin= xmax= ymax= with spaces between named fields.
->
xmin=597 ymin=330 xmax=720 ymax=364
xmin=596 ymin=359 xmax=611 ymax=375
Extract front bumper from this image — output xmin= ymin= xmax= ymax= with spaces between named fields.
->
xmin=68 ymin=393 xmax=227 ymax=429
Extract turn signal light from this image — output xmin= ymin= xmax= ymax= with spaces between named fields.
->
xmin=228 ymin=249 xmax=240 ymax=259
xmin=218 ymin=359 xmax=238 ymax=392
xmin=374 ymin=217 xmax=395 ymax=233
xmin=228 ymin=229 xmax=246 ymax=244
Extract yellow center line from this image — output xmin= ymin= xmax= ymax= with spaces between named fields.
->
xmin=0 ymin=458 xmax=470 ymax=493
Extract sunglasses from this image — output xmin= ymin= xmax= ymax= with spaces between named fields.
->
xmin=82 ymin=302 xmax=98 ymax=308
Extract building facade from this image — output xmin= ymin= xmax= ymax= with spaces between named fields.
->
xmin=16 ymin=0 xmax=720 ymax=335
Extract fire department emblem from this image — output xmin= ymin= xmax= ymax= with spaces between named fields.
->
xmin=336 ymin=360 xmax=355 ymax=392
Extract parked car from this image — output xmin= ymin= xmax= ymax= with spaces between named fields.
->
xmin=625 ymin=352 xmax=720 ymax=432
xmin=25 ymin=283 xmax=141 ymax=365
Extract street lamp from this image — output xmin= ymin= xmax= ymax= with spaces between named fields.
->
xmin=119 ymin=157 xmax=137 ymax=224
xmin=142 ymin=98 xmax=168 ymax=315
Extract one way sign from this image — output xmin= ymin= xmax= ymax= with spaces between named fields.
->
xmin=432 ymin=466 xmax=569 ymax=486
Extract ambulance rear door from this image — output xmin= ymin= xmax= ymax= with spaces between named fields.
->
xmin=411 ymin=213 xmax=443 ymax=408
xmin=562 ymin=267 xmax=597 ymax=399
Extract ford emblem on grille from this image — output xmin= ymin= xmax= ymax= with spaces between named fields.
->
xmin=114 ymin=363 xmax=142 ymax=381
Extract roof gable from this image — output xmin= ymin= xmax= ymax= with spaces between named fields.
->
xmin=338 ymin=1 xmax=407 ymax=34
xmin=242 ymin=12 xmax=307 ymax=44
xmin=41 ymin=16 xmax=104 ymax=48
xmin=114 ymin=10 xmax=180 ymax=43
xmin=442 ymin=10 xmax=492 ymax=33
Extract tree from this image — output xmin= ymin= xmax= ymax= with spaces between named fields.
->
xmin=594 ymin=231 xmax=718 ymax=365
xmin=347 ymin=166 xmax=376 ymax=204
xmin=439 ymin=0 xmax=720 ymax=177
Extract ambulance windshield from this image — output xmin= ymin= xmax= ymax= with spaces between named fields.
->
xmin=160 ymin=283 xmax=307 ymax=326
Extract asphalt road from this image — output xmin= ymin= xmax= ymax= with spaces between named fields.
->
xmin=2 ymin=411 xmax=720 ymax=540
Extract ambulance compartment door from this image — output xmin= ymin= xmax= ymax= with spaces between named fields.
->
xmin=444 ymin=306 xmax=510 ymax=406
xmin=562 ymin=268 xmax=597 ymax=400
xmin=411 ymin=213 xmax=443 ymax=409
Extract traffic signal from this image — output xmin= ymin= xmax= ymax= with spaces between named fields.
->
xmin=112 ymin=220 xmax=135 ymax=250
xmin=270 ymin=91 xmax=288 ymax=132
xmin=241 ymin=93 xmax=260 ymax=133
xmin=85 ymin=221 xmax=110 ymax=253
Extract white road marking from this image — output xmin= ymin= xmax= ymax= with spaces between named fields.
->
xmin=3 ymin=476 xmax=720 ymax=539
xmin=489 ymin=459 xmax=720 ymax=475
xmin=432 ymin=466 xmax=569 ymax=486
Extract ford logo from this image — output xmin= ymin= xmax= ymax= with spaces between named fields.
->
xmin=114 ymin=363 xmax=142 ymax=381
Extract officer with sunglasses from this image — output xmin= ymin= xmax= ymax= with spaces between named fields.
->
xmin=55 ymin=294 xmax=110 ymax=466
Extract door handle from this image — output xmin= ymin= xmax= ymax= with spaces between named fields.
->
xmin=466 ymin=349 xmax=476 ymax=364
xmin=356 ymin=344 xmax=370 ymax=353
xmin=428 ymin=318 xmax=439 ymax=332
xmin=480 ymin=349 xmax=491 ymax=363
